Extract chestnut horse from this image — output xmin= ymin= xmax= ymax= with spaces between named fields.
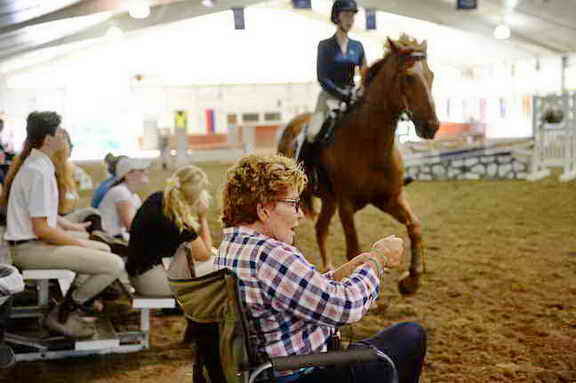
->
xmin=278 ymin=35 xmax=439 ymax=295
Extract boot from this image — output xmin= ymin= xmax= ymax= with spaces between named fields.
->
xmin=58 ymin=286 xmax=79 ymax=324
xmin=44 ymin=304 xmax=95 ymax=338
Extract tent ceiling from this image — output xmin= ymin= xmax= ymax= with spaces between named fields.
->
xmin=0 ymin=0 xmax=574 ymax=66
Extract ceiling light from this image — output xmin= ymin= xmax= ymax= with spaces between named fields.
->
xmin=493 ymin=24 xmax=511 ymax=40
xmin=202 ymin=0 xmax=215 ymax=7
xmin=128 ymin=0 xmax=150 ymax=19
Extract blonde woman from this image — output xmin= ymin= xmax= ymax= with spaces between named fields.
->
xmin=51 ymin=130 xmax=102 ymax=233
xmin=126 ymin=165 xmax=214 ymax=297
xmin=51 ymin=131 xmax=127 ymax=256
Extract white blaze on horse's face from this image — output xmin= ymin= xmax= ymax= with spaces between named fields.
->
xmin=404 ymin=54 xmax=438 ymax=139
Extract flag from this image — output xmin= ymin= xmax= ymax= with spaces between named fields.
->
xmin=205 ymin=109 xmax=216 ymax=134
xmin=232 ymin=8 xmax=245 ymax=30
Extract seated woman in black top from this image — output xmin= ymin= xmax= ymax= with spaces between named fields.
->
xmin=126 ymin=165 xmax=214 ymax=297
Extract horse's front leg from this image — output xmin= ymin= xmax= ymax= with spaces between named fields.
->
xmin=373 ymin=192 xmax=423 ymax=296
xmin=316 ymin=196 xmax=337 ymax=271
xmin=338 ymin=198 xmax=361 ymax=261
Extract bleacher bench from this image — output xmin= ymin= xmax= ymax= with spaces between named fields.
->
xmin=8 ymin=268 xmax=175 ymax=361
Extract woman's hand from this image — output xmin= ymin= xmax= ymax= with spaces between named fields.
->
xmin=369 ymin=235 xmax=404 ymax=269
xmin=195 ymin=191 xmax=210 ymax=218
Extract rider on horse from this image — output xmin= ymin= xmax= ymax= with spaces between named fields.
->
xmin=307 ymin=0 xmax=367 ymax=144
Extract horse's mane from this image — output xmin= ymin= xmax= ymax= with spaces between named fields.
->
xmin=362 ymin=33 xmax=426 ymax=88
xmin=362 ymin=59 xmax=386 ymax=88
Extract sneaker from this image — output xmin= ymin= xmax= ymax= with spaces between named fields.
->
xmin=0 ymin=344 xmax=15 ymax=368
xmin=44 ymin=305 xmax=95 ymax=338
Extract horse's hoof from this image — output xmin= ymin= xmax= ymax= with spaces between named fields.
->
xmin=398 ymin=272 xmax=420 ymax=296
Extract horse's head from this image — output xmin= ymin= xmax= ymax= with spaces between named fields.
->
xmin=364 ymin=34 xmax=439 ymax=140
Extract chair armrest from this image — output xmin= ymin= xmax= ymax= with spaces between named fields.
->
xmin=270 ymin=348 xmax=379 ymax=371
xmin=249 ymin=347 xmax=398 ymax=383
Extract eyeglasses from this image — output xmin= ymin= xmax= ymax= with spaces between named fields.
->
xmin=276 ymin=198 xmax=301 ymax=212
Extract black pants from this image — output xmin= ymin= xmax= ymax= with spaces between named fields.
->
xmin=296 ymin=322 xmax=426 ymax=383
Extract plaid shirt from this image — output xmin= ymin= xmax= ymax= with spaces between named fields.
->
xmin=216 ymin=226 xmax=380 ymax=365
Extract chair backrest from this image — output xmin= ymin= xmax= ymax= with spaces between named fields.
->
xmin=169 ymin=268 xmax=270 ymax=383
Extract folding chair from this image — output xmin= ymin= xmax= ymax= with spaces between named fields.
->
xmin=169 ymin=268 xmax=398 ymax=383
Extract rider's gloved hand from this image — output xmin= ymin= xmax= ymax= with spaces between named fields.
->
xmin=337 ymin=87 xmax=353 ymax=104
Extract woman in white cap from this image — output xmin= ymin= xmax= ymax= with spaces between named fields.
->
xmin=98 ymin=157 xmax=150 ymax=241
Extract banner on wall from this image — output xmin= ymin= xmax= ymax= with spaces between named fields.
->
xmin=175 ymin=110 xmax=188 ymax=130
xmin=456 ymin=0 xmax=477 ymax=10
xmin=366 ymin=9 xmax=376 ymax=30
xmin=232 ymin=8 xmax=245 ymax=30
xmin=292 ymin=0 xmax=311 ymax=9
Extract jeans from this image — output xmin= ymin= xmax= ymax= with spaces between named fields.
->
xmin=296 ymin=322 xmax=426 ymax=383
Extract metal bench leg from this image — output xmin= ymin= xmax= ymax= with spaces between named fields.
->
xmin=140 ymin=308 xmax=150 ymax=349
xmin=38 ymin=280 xmax=49 ymax=307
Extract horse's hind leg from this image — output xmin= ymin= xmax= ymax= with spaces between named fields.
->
xmin=316 ymin=196 xmax=337 ymax=271
xmin=373 ymin=193 xmax=423 ymax=296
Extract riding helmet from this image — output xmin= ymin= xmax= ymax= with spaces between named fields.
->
xmin=330 ymin=0 xmax=359 ymax=24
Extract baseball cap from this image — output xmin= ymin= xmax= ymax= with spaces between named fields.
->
xmin=115 ymin=157 xmax=150 ymax=180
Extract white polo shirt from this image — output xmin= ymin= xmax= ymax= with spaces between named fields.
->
xmin=98 ymin=183 xmax=141 ymax=240
xmin=5 ymin=149 xmax=59 ymax=241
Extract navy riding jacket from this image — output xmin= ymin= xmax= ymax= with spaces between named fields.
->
xmin=317 ymin=34 xmax=365 ymax=102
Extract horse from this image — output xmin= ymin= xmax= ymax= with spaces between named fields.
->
xmin=278 ymin=34 xmax=439 ymax=295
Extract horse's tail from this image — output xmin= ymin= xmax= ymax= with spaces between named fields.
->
xmin=300 ymin=185 xmax=317 ymax=220
xmin=277 ymin=113 xmax=311 ymax=158
xmin=276 ymin=113 xmax=318 ymax=220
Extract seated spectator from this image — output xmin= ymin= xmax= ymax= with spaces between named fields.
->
xmin=0 ymin=264 xmax=24 ymax=368
xmin=1 ymin=111 xmax=124 ymax=338
xmin=126 ymin=164 xmax=215 ymax=297
xmin=51 ymin=130 xmax=127 ymax=254
xmin=216 ymin=153 xmax=427 ymax=383
xmin=98 ymin=157 xmax=149 ymax=241
xmin=90 ymin=153 xmax=126 ymax=209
